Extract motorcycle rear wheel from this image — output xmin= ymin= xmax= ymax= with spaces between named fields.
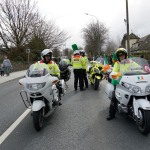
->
xmin=33 ymin=109 xmax=44 ymax=131
xmin=137 ymin=109 xmax=150 ymax=135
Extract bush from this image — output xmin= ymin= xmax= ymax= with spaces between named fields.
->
xmin=11 ymin=61 xmax=30 ymax=72
xmin=13 ymin=56 xmax=25 ymax=62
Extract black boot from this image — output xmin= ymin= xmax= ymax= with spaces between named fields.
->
xmin=106 ymin=115 xmax=115 ymax=121
xmin=59 ymin=102 xmax=62 ymax=105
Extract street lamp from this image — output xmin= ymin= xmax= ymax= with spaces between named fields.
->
xmin=125 ymin=0 xmax=130 ymax=56
xmin=85 ymin=13 xmax=99 ymax=22
xmin=85 ymin=13 xmax=100 ymax=56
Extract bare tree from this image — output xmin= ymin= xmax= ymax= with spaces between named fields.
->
xmin=104 ymin=40 xmax=117 ymax=55
xmin=52 ymin=47 xmax=60 ymax=58
xmin=0 ymin=0 xmax=39 ymax=55
xmin=63 ymin=48 xmax=69 ymax=56
xmin=82 ymin=20 xmax=108 ymax=56
xmin=33 ymin=19 xmax=69 ymax=49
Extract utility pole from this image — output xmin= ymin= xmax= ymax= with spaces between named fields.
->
xmin=126 ymin=0 xmax=130 ymax=56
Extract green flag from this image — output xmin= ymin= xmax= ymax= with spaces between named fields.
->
xmin=72 ymin=44 xmax=79 ymax=51
xmin=103 ymin=54 xmax=109 ymax=65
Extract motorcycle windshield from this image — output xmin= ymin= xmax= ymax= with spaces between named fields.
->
xmin=96 ymin=57 xmax=104 ymax=64
xmin=27 ymin=63 xmax=49 ymax=77
xmin=119 ymin=57 xmax=150 ymax=75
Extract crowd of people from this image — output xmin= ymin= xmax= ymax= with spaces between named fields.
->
xmin=1 ymin=46 xmax=149 ymax=122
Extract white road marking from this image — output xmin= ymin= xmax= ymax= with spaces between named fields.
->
xmin=0 ymin=108 xmax=31 ymax=145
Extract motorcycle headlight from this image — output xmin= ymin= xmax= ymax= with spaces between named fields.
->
xmin=132 ymin=86 xmax=141 ymax=93
xmin=145 ymin=85 xmax=150 ymax=94
xmin=122 ymin=82 xmax=142 ymax=94
xmin=26 ymin=82 xmax=46 ymax=91
xmin=94 ymin=68 xmax=100 ymax=74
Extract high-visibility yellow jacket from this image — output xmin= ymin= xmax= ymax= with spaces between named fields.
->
xmin=113 ymin=60 xmax=139 ymax=73
xmin=71 ymin=55 xmax=82 ymax=69
xmin=39 ymin=60 xmax=60 ymax=77
xmin=81 ymin=56 xmax=88 ymax=70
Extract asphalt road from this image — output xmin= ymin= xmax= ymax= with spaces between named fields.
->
xmin=0 ymin=75 xmax=150 ymax=150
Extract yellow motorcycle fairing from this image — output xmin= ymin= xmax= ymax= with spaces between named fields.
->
xmin=95 ymin=75 xmax=101 ymax=80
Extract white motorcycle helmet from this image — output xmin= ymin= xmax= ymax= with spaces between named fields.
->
xmin=41 ymin=49 xmax=53 ymax=61
xmin=80 ymin=50 xmax=85 ymax=55
xmin=73 ymin=50 xmax=80 ymax=55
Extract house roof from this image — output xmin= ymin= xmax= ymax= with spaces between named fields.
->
xmin=138 ymin=35 xmax=150 ymax=50
xmin=131 ymin=34 xmax=150 ymax=51
xmin=122 ymin=33 xmax=140 ymax=40
xmin=138 ymin=34 xmax=149 ymax=42
xmin=121 ymin=33 xmax=140 ymax=48
xmin=129 ymin=33 xmax=140 ymax=39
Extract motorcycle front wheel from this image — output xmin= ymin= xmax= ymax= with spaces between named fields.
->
xmin=33 ymin=109 xmax=44 ymax=131
xmin=137 ymin=109 xmax=150 ymax=135
xmin=94 ymin=78 xmax=100 ymax=90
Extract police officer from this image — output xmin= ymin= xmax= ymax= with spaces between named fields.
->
xmin=40 ymin=49 xmax=60 ymax=78
xmin=80 ymin=50 xmax=89 ymax=88
xmin=71 ymin=50 xmax=84 ymax=91
xmin=106 ymin=48 xmax=128 ymax=120
xmin=40 ymin=49 xmax=62 ymax=105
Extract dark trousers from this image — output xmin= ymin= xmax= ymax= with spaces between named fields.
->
xmin=73 ymin=69 xmax=83 ymax=90
xmin=109 ymin=91 xmax=118 ymax=117
xmin=1 ymin=71 xmax=4 ymax=76
xmin=82 ymin=69 xmax=88 ymax=88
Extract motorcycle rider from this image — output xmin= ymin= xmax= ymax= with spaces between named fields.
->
xmin=106 ymin=48 xmax=128 ymax=120
xmin=71 ymin=50 xmax=84 ymax=91
xmin=80 ymin=50 xmax=89 ymax=88
xmin=40 ymin=48 xmax=62 ymax=106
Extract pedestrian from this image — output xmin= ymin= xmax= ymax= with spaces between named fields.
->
xmin=2 ymin=55 xmax=13 ymax=76
xmin=0 ymin=64 xmax=4 ymax=76
xmin=80 ymin=50 xmax=89 ymax=88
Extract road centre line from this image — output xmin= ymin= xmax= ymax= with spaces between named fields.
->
xmin=0 ymin=108 xmax=31 ymax=145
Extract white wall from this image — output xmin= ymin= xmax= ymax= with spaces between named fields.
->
xmin=125 ymin=39 xmax=138 ymax=49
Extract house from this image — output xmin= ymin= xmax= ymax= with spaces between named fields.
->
xmin=130 ymin=34 xmax=150 ymax=61
xmin=121 ymin=33 xmax=150 ymax=62
xmin=121 ymin=33 xmax=140 ymax=49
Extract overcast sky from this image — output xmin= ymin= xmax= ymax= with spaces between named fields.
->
xmin=37 ymin=0 xmax=150 ymax=49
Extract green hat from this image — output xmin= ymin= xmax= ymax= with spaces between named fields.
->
xmin=72 ymin=44 xmax=79 ymax=51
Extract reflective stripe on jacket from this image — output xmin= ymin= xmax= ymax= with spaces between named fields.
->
xmin=71 ymin=55 xmax=82 ymax=69
xmin=39 ymin=60 xmax=60 ymax=77
xmin=113 ymin=61 xmax=139 ymax=73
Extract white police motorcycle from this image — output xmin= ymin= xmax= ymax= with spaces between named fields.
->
xmin=19 ymin=63 xmax=66 ymax=131
xmin=105 ymin=57 xmax=150 ymax=135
